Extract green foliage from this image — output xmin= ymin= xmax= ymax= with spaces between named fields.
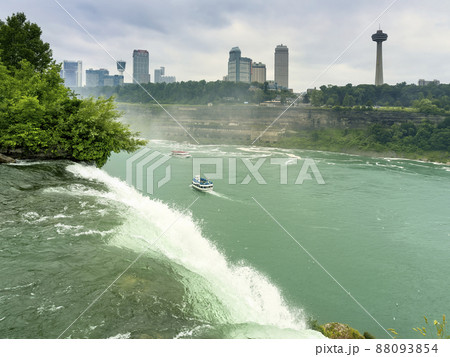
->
xmin=387 ymin=328 xmax=398 ymax=338
xmin=321 ymin=322 xmax=364 ymax=339
xmin=0 ymin=12 xmax=52 ymax=72
xmin=78 ymin=80 xmax=296 ymax=105
xmin=310 ymin=83 xmax=450 ymax=112
xmin=59 ymin=97 xmax=146 ymax=167
xmin=368 ymin=123 xmax=392 ymax=144
xmin=413 ymin=99 xmax=444 ymax=114
xmin=308 ymin=318 xmax=326 ymax=335
xmin=274 ymin=118 xmax=449 ymax=163
xmin=0 ymin=13 xmax=146 ymax=167
xmin=413 ymin=315 xmax=449 ymax=339
xmin=309 ymin=318 xmax=375 ymax=339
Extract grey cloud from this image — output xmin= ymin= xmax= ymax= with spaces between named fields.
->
xmin=2 ymin=0 xmax=450 ymax=90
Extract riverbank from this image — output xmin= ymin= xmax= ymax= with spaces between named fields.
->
xmin=116 ymin=103 xmax=449 ymax=164
xmin=270 ymin=130 xmax=450 ymax=164
xmin=0 ymin=153 xmax=16 ymax=163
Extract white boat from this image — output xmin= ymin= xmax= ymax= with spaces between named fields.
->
xmin=192 ymin=175 xmax=213 ymax=192
xmin=171 ymin=150 xmax=191 ymax=158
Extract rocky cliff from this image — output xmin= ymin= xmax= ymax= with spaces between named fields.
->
xmin=117 ymin=103 xmax=445 ymax=144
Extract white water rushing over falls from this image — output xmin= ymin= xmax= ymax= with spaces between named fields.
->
xmin=2 ymin=146 xmax=449 ymax=338
xmin=66 ymin=163 xmax=323 ymax=338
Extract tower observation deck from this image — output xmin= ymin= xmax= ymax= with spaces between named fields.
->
xmin=117 ymin=60 xmax=126 ymax=75
xmin=372 ymin=29 xmax=388 ymax=86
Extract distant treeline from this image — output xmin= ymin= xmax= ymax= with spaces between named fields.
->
xmin=308 ymin=83 xmax=450 ymax=113
xmin=77 ymin=80 xmax=297 ymax=105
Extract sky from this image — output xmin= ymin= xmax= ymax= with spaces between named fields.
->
xmin=1 ymin=0 xmax=450 ymax=92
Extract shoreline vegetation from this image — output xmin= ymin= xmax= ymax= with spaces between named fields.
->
xmin=270 ymin=124 xmax=450 ymax=164
xmin=0 ymin=13 xmax=146 ymax=167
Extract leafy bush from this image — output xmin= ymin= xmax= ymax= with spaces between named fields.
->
xmin=0 ymin=13 xmax=146 ymax=166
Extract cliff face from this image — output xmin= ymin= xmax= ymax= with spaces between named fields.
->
xmin=117 ymin=103 xmax=445 ymax=144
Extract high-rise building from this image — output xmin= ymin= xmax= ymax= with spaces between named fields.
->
xmin=160 ymin=76 xmax=176 ymax=84
xmin=133 ymin=49 xmax=150 ymax=84
xmin=104 ymin=75 xmax=124 ymax=86
xmin=372 ymin=29 xmax=388 ymax=86
xmin=154 ymin=66 xmax=176 ymax=83
xmin=61 ymin=60 xmax=82 ymax=87
xmin=154 ymin=66 xmax=165 ymax=83
xmin=227 ymin=47 xmax=252 ymax=83
xmin=85 ymin=68 xmax=109 ymax=87
xmin=274 ymin=44 xmax=288 ymax=89
xmin=252 ymin=62 xmax=266 ymax=83
xmin=418 ymin=79 xmax=440 ymax=86
xmin=239 ymin=57 xmax=252 ymax=83
xmin=228 ymin=47 xmax=241 ymax=82
xmin=85 ymin=68 xmax=123 ymax=87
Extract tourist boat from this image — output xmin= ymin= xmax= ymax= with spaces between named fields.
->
xmin=171 ymin=150 xmax=191 ymax=158
xmin=192 ymin=175 xmax=213 ymax=192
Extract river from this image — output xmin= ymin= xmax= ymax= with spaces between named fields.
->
xmin=1 ymin=141 xmax=449 ymax=338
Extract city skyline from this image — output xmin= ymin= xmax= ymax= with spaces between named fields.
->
xmin=3 ymin=1 xmax=449 ymax=92
xmin=68 ymin=44 xmax=279 ymax=88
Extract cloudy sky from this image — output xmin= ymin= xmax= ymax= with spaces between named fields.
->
xmin=2 ymin=0 xmax=450 ymax=92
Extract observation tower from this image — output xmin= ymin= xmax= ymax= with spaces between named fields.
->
xmin=116 ymin=60 xmax=126 ymax=75
xmin=371 ymin=29 xmax=388 ymax=86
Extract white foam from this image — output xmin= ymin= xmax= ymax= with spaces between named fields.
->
xmin=22 ymin=212 xmax=49 ymax=223
xmin=286 ymin=153 xmax=302 ymax=160
xmin=66 ymin=163 xmax=315 ymax=334
xmin=0 ymin=282 xmax=34 ymax=292
xmin=107 ymin=332 xmax=131 ymax=339
xmin=8 ymin=161 xmax=49 ymax=166
xmin=55 ymin=223 xmax=84 ymax=234
xmin=205 ymin=190 xmax=234 ymax=201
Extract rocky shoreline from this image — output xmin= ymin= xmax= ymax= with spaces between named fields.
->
xmin=0 ymin=149 xmax=78 ymax=164
xmin=0 ymin=153 xmax=16 ymax=164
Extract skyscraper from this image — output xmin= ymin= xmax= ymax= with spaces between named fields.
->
xmin=85 ymin=68 xmax=109 ymax=87
xmin=227 ymin=47 xmax=252 ymax=83
xmin=133 ymin=50 xmax=150 ymax=84
xmin=252 ymin=62 xmax=266 ymax=83
xmin=228 ymin=47 xmax=241 ymax=82
xmin=61 ymin=60 xmax=82 ymax=87
xmin=154 ymin=66 xmax=165 ymax=83
xmin=274 ymin=44 xmax=289 ymax=89
xmin=103 ymin=75 xmax=124 ymax=86
xmin=371 ymin=29 xmax=388 ymax=86
xmin=154 ymin=66 xmax=176 ymax=83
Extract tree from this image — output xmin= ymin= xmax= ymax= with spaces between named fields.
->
xmin=0 ymin=12 xmax=52 ymax=72
xmin=0 ymin=13 xmax=146 ymax=167
xmin=412 ymin=98 xmax=442 ymax=114
xmin=342 ymin=94 xmax=355 ymax=107
xmin=368 ymin=123 xmax=392 ymax=144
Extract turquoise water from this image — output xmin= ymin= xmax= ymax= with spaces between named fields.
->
xmin=1 ymin=141 xmax=449 ymax=338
